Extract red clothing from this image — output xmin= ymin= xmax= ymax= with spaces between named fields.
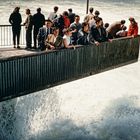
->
xmin=63 ymin=16 xmax=70 ymax=28
xmin=127 ymin=23 xmax=138 ymax=37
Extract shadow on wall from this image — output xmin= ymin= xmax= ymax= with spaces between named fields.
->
xmin=33 ymin=96 xmax=140 ymax=140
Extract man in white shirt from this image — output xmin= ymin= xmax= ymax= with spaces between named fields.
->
xmin=48 ymin=6 xmax=59 ymax=21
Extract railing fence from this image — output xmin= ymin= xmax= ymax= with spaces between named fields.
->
xmin=0 ymin=25 xmax=26 ymax=47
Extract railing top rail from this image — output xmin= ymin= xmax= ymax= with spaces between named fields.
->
xmin=0 ymin=35 xmax=139 ymax=63
xmin=0 ymin=24 xmax=24 ymax=27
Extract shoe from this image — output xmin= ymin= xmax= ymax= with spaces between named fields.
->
xmin=32 ymin=46 xmax=37 ymax=49
xmin=17 ymin=46 xmax=20 ymax=49
xmin=13 ymin=45 xmax=16 ymax=48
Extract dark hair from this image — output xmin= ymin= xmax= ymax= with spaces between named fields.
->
xmin=95 ymin=17 xmax=101 ymax=24
xmin=37 ymin=8 xmax=41 ymax=12
xmin=26 ymin=9 xmax=31 ymax=14
xmin=54 ymin=6 xmax=58 ymax=12
xmin=63 ymin=11 xmax=69 ymax=16
xmin=82 ymin=22 xmax=89 ymax=30
xmin=52 ymin=27 xmax=59 ymax=32
xmin=121 ymin=20 xmax=125 ymax=24
xmin=89 ymin=7 xmax=94 ymax=13
xmin=68 ymin=8 xmax=72 ymax=12
xmin=63 ymin=28 xmax=72 ymax=34
xmin=45 ymin=19 xmax=53 ymax=23
xmin=75 ymin=15 xmax=80 ymax=18
xmin=122 ymin=26 xmax=127 ymax=30
xmin=14 ymin=7 xmax=20 ymax=13
xmin=95 ymin=10 xmax=100 ymax=16
xmin=104 ymin=23 xmax=109 ymax=28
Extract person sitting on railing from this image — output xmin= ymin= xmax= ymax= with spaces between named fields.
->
xmin=89 ymin=17 xmax=109 ymax=46
xmin=62 ymin=28 xmax=75 ymax=49
xmin=37 ymin=19 xmax=53 ymax=51
xmin=77 ymin=22 xmax=89 ymax=45
xmin=45 ymin=27 xmax=63 ymax=50
xmin=116 ymin=26 xmax=127 ymax=38
xmin=24 ymin=9 xmax=33 ymax=49
xmin=9 ymin=7 xmax=22 ymax=48
xmin=127 ymin=17 xmax=138 ymax=37
xmin=107 ymin=20 xmax=126 ymax=39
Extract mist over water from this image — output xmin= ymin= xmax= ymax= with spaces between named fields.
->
xmin=0 ymin=0 xmax=140 ymax=140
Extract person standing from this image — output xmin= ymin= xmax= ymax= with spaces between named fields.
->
xmin=68 ymin=8 xmax=75 ymax=24
xmin=24 ymin=9 xmax=33 ymax=49
xmin=9 ymin=7 xmax=22 ymax=48
xmin=127 ymin=17 xmax=138 ymax=37
xmin=84 ymin=7 xmax=94 ymax=23
xmin=33 ymin=8 xmax=45 ymax=49
xmin=70 ymin=15 xmax=82 ymax=45
xmin=48 ymin=6 xmax=59 ymax=21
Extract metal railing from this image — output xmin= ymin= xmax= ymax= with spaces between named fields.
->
xmin=0 ymin=36 xmax=139 ymax=101
xmin=0 ymin=25 xmax=26 ymax=47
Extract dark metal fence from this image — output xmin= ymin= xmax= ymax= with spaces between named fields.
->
xmin=0 ymin=25 xmax=26 ymax=47
xmin=0 ymin=36 xmax=139 ymax=102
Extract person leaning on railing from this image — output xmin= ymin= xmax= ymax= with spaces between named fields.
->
xmin=45 ymin=27 xmax=63 ymax=50
xmin=127 ymin=17 xmax=138 ymax=37
xmin=9 ymin=7 xmax=22 ymax=48
xmin=89 ymin=17 xmax=111 ymax=46
xmin=37 ymin=19 xmax=53 ymax=51
xmin=77 ymin=22 xmax=90 ymax=45
xmin=62 ymin=28 xmax=76 ymax=49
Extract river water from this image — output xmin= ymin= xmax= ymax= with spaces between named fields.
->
xmin=0 ymin=0 xmax=140 ymax=140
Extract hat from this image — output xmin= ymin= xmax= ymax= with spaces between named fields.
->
xmin=129 ymin=17 xmax=135 ymax=21
xmin=45 ymin=19 xmax=53 ymax=23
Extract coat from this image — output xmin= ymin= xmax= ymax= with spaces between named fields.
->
xmin=37 ymin=27 xmax=53 ymax=49
xmin=89 ymin=25 xmax=108 ymax=43
xmin=107 ymin=21 xmax=123 ymax=38
xmin=127 ymin=23 xmax=138 ymax=37
xmin=46 ymin=34 xmax=63 ymax=49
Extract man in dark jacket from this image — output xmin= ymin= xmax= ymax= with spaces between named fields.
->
xmin=89 ymin=17 xmax=109 ymax=46
xmin=33 ymin=8 xmax=45 ymax=49
xmin=37 ymin=19 xmax=53 ymax=51
xmin=9 ymin=7 xmax=22 ymax=48
xmin=77 ymin=22 xmax=89 ymax=45
xmin=68 ymin=8 xmax=75 ymax=24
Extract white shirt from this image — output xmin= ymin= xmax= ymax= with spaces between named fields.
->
xmin=48 ymin=12 xmax=57 ymax=21
xmin=63 ymin=35 xmax=71 ymax=45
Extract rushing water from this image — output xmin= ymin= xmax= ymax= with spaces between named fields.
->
xmin=0 ymin=0 xmax=140 ymax=140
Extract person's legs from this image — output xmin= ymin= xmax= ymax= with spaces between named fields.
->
xmin=33 ymin=28 xmax=39 ymax=48
xmin=26 ymin=29 xmax=32 ymax=48
xmin=12 ymin=29 xmax=16 ymax=48
xmin=17 ymin=29 xmax=21 ymax=48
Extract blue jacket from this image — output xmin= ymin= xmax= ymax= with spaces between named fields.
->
xmin=37 ymin=27 xmax=53 ymax=48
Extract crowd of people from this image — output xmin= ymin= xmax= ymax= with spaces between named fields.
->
xmin=9 ymin=6 xmax=139 ymax=50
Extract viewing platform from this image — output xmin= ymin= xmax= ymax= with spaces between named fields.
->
xmin=0 ymin=35 xmax=139 ymax=102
